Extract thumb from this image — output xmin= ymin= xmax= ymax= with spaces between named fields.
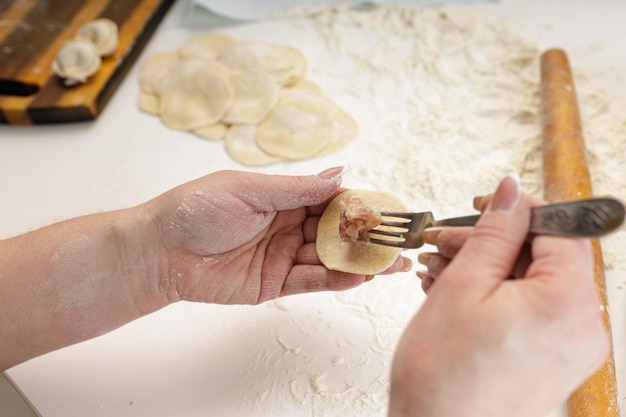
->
xmin=438 ymin=175 xmax=531 ymax=294
xmin=236 ymin=167 xmax=344 ymax=211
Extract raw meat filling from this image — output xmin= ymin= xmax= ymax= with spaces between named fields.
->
xmin=338 ymin=195 xmax=382 ymax=243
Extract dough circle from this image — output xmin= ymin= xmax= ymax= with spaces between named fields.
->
xmin=159 ymin=67 xmax=233 ymax=130
xmin=317 ymin=190 xmax=407 ymax=275
xmin=224 ymin=124 xmax=283 ymax=166
xmin=138 ymin=91 xmax=159 ymax=114
xmin=222 ymin=70 xmax=279 ymax=124
xmin=256 ymin=98 xmax=333 ymax=159
xmin=179 ymin=32 xmax=238 ymax=61
xmin=218 ymin=42 xmax=306 ymax=87
xmin=194 ymin=122 xmax=228 ymax=140
xmin=138 ymin=51 xmax=180 ymax=94
xmin=319 ymin=109 xmax=359 ymax=156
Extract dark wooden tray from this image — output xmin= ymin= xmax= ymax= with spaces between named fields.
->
xmin=0 ymin=0 xmax=174 ymax=125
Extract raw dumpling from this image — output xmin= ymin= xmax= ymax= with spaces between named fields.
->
xmin=77 ymin=18 xmax=118 ymax=57
xmin=317 ymin=190 xmax=407 ymax=275
xmin=52 ymin=37 xmax=102 ymax=86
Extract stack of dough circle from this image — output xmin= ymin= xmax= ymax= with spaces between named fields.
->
xmin=137 ymin=32 xmax=359 ymax=164
xmin=317 ymin=190 xmax=408 ymax=275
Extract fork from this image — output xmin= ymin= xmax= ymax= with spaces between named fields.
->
xmin=365 ymin=197 xmax=625 ymax=249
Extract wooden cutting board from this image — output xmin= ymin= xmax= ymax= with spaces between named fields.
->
xmin=0 ymin=0 xmax=175 ymax=125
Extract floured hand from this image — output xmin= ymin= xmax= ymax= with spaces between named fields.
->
xmin=144 ymin=168 xmax=409 ymax=305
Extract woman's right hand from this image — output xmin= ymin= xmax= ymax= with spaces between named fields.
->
xmin=389 ymin=175 xmax=609 ymax=417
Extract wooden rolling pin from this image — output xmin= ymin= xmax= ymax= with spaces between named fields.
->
xmin=540 ymin=48 xmax=620 ymax=417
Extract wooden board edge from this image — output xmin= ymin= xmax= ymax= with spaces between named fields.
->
xmin=0 ymin=0 xmax=175 ymax=125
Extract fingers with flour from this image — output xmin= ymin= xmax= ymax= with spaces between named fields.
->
xmin=227 ymin=167 xmax=346 ymax=213
xmin=279 ymin=255 xmax=411 ymax=299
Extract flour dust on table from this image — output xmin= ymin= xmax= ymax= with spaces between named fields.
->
xmin=134 ymin=4 xmax=625 ymax=416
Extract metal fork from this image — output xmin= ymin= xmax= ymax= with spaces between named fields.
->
xmin=366 ymin=197 xmax=625 ymax=249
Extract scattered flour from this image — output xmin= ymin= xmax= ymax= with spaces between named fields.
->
xmin=219 ymin=3 xmax=626 ymax=416
xmin=289 ymin=2 xmax=626 ymax=265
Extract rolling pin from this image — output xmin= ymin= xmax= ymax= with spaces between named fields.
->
xmin=540 ymin=49 xmax=620 ymax=417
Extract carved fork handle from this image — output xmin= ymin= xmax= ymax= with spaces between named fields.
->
xmin=435 ymin=197 xmax=625 ymax=238
xmin=529 ymin=197 xmax=624 ymax=237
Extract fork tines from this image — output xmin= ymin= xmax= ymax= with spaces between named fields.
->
xmin=365 ymin=212 xmax=411 ymax=245
xmin=378 ymin=211 xmax=412 ymax=227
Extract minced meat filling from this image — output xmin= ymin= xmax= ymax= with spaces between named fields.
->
xmin=338 ymin=195 xmax=382 ymax=243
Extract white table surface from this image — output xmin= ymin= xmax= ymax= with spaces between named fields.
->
xmin=1 ymin=1 xmax=625 ymax=416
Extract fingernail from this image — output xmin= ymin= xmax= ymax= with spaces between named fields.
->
xmin=421 ymin=275 xmax=434 ymax=293
xmin=401 ymin=257 xmax=412 ymax=272
xmin=488 ymin=174 xmax=521 ymax=212
xmin=417 ymin=252 xmax=433 ymax=266
xmin=416 ymin=270 xmax=429 ymax=280
xmin=422 ymin=229 xmax=441 ymax=245
xmin=317 ymin=166 xmax=348 ymax=183
xmin=473 ymin=196 xmax=484 ymax=211
xmin=365 ymin=275 xmax=375 ymax=282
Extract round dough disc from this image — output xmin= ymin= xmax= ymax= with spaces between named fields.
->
xmin=138 ymin=51 xmax=180 ymax=93
xmin=222 ymin=70 xmax=279 ymax=124
xmin=218 ymin=42 xmax=307 ymax=87
xmin=317 ymin=190 xmax=407 ymax=275
xmin=279 ymin=88 xmax=339 ymax=118
xmin=159 ymin=67 xmax=233 ymax=131
xmin=256 ymin=99 xmax=333 ymax=160
xmin=286 ymin=79 xmax=324 ymax=94
xmin=225 ymin=124 xmax=283 ymax=166
xmin=155 ymin=59 xmax=227 ymax=95
xmin=179 ymin=32 xmax=238 ymax=61
xmin=318 ymin=109 xmax=359 ymax=155
xmin=194 ymin=122 xmax=228 ymax=140
xmin=138 ymin=91 xmax=159 ymax=115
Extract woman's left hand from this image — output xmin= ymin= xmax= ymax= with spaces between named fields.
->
xmin=146 ymin=168 xmax=409 ymax=305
